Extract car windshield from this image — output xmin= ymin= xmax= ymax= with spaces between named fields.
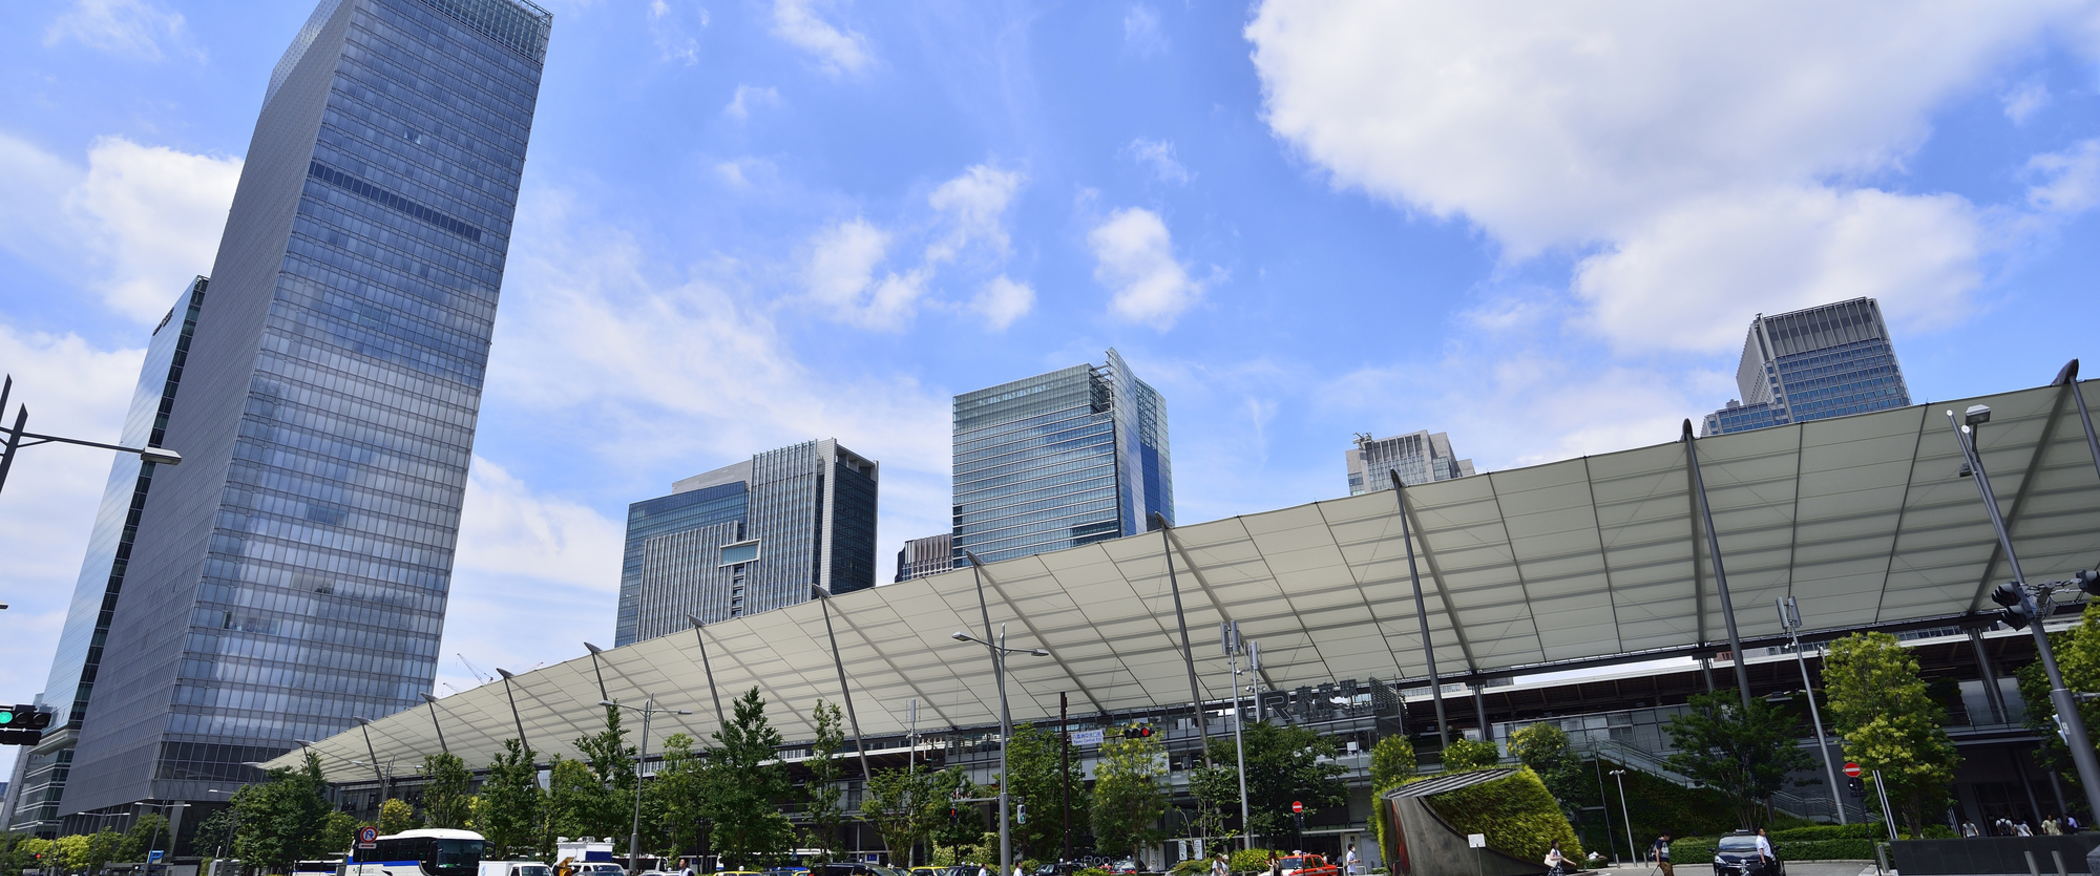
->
xmin=520 ymin=868 xmax=551 ymax=876
xmin=1717 ymin=838 xmax=1760 ymax=852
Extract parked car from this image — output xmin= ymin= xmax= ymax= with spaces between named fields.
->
xmin=481 ymin=861 xmax=553 ymax=876
xmin=1107 ymin=862 xmax=1140 ymax=875
xmin=1713 ymin=832 xmax=1784 ymax=876
xmin=576 ymin=865 xmax=627 ymax=876
xmin=1277 ymin=857 xmax=1336 ymax=876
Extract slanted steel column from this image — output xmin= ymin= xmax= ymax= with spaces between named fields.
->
xmin=1391 ymin=472 xmax=1449 ymax=747
xmin=1151 ymin=512 xmax=1211 ymax=768
xmin=813 ymin=586 xmax=873 ymax=783
xmin=685 ymin=613 xmax=728 ymax=729
xmin=496 ymin=668 xmax=530 ymax=751
xmin=1682 ymin=420 xmax=1753 ymax=708
xmin=583 ymin=642 xmax=610 ymax=703
xmin=418 ymin=693 xmax=449 ymax=754
xmin=1472 ymin=684 xmax=1490 ymax=742
xmin=2058 ymin=360 xmax=2100 ymax=483
xmin=1967 ymin=629 xmax=2009 ymax=723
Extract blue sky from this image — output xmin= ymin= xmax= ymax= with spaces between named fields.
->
xmin=2 ymin=0 xmax=2100 ymax=771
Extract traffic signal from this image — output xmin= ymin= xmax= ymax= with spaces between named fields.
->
xmin=1990 ymin=582 xmax=2033 ymax=631
xmin=0 ymin=704 xmax=52 ymax=745
xmin=1122 ymin=725 xmax=1154 ymax=739
xmin=1846 ymin=777 xmax=1865 ymax=796
xmin=2073 ymin=570 xmax=2100 ymax=598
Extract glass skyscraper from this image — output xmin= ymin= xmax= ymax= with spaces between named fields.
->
xmin=1344 ymin=429 xmax=1475 ymax=496
xmin=951 ymin=349 xmax=1173 ymax=565
xmin=1 ymin=279 xmax=206 ymax=836
xmin=615 ymin=439 xmax=880 ymax=646
xmin=55 ymin=0 xmax=550 ymax=829
xmin=1701 ymin=298 xmax=1911 ymax=436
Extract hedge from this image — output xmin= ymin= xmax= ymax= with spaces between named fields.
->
xmin=1228 ymin=849 xmax=1280 ymax=874
xmin=1421 ymin=766 xmax=1584 ymax=863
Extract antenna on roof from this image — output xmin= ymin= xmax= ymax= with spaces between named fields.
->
xmin=1353 ymin=432 xmax=1374 ymax=448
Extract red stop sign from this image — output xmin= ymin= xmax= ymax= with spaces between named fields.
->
xmin=1292 ymin=801 xmax=1304 ymax=814
xmin=1843 ymin=762 xmax=1863 ymax=778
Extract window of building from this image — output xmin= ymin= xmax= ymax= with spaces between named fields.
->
xmin=719 ymin=540 xmax=760 ymax=566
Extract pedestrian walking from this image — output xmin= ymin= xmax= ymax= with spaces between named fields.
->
xmin=1961 ymin=821 xmax=1978 ymax=838
xmin=1342 ymin=844 xmax=1360 ymax=876
xmin=1266 ymin=851 xmax=1280 ymax=876
xmin=1753 ymin=828 xmax=1775 ymax=875
xmin=2016 ymin=821 xmax=2034 ymax=837
xmin=2068 ymin=814 xmax=2082 ymax=833
xmin=1650 ymin=833 xmax=1673 ymax=876
xmin=1211 ymin=852 xmax=1229 ymax=876
xmin=1543 ymin=843 xmax=1568 ymax=876
xmin=2044 ymin=816 xmax=2063 ymax=836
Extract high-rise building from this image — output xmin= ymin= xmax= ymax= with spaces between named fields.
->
xmin=615 ymin=439 xmax=879 ymax=646
xmin=1702 ymin=298 xmax=1911 ymax=436
xmin=2 ymin=279 xmax=206 ymax=835
xmin=55 ymin=0 xmax=551 ymax=828
xmin=951 ymin=349 xmax=1172 ymax=566
xmin=894 ymin=533 xmax=953 ymax=582
xmin=1345 ymin=430 xmax=1474 ymax=495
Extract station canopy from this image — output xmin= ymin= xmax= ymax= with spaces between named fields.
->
xmin=277 ymin=378 xmax=2100 ymax=780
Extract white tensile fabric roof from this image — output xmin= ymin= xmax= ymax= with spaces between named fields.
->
xmin=277 ymin=379 xmax=2100 ymax=780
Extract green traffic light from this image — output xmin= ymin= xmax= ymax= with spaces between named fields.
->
xmin=0 ymin=710 xmax=13 ymax=725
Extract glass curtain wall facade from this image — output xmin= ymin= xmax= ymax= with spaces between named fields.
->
xmin=1 ymin=280 xmax=207 ymax=836
xmin=57 ymin=0 xmax=550 ymax=822
xmin=1344 ymin=430 xmax=1475 ymax=496
xmin=1701 ymin=298 xmax=1911 ymax=436
xmin=615 ymin=439 xmax=880 ymax=646
xmin=894 ymin=532 xmax=953 ymax=582
xmin=951 ymin=348 xmax=1173 ymax=566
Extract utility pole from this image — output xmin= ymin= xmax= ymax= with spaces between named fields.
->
xmin=1060 ymin=692 xmax=1071 ymax=864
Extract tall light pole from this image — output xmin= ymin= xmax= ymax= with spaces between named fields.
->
xmin=138 ymin=800 xmax=188 ymax=870
xmin=951 ymin=624 xmax=1050 ymax=876
xmin=1609 ymin=769 xmax=1635 ymax=867
xmin=602 ymin=698 xmax=691 ymax=872
xmin=1776 ymin=598 xmax=1847 ymax=824
xmin=1948 ymin=406 xmax=2100 ymax=825
xmin=0 ymin=375 xmax=182 ymax=496
xmin=206 ymin=789 xmax=238 ymax=876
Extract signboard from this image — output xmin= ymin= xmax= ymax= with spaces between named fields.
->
xmin=1291 ymin=801 xmax=1304 ymax=814
xmin=1070 ymin=729 xmax=1104 ymax=747
xmin=149 ymin=851 xmax=163 ymax=863
xmin=1467 ymin=834 xmax=1487 ymax=849
xmin=357 ymin=826 xmax=379 ymax=849
xmin=1842 ymin=762 xmax=1863 ymax=778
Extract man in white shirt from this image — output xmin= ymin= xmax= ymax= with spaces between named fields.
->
xmin=1754 ymin=828 xmax=1775 ymax=871
xmin=1342 ymin=845 xmax=1360 ymax=876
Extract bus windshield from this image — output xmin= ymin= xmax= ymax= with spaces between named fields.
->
xmin=432 ymin=840 xmax=486 ymax=876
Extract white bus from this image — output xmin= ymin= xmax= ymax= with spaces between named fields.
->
xmin=346 ymin=829 xmax=488 ymax=876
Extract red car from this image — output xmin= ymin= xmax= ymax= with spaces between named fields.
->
xmin=1277 ymin=857 xmax=1337 ymax=876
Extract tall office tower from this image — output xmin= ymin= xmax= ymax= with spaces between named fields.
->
xmin=57 ymin=0 xmax=550 ymax=827
xmin=615 ymin=439 xmax=880 ymax=646
xmin=1345 ymin=430 xmax=1474 ymax=495
xmin=1701 ymin=298 xmax=1911 ymax=436
xmin=2 ymin=280 xmax=206 ymax=835
xmin=894 ymin=532 xmax=953 ymax=582
xmin=952 ymin=349 xmax=1172 ymax=566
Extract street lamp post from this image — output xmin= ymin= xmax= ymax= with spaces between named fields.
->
xmin=0 ymin=375 xmax=182 ymax=496
xmin=1608 ymin=770 xmax=1635 ymax=868
xmin=951 ymin=623 xmax=1050 ymax=876
xmin=1947 ymin=406 xmax=2100 ymax=826
xmin=1775 ymin=598 xmax=1848 ymax=824
xmin=138 ymin=801 xmax=188 ymax=871
xmin=603 ymin=698 xmax=691 ymax=873
xmin=206 ymin=789 xmax=238 ymax=876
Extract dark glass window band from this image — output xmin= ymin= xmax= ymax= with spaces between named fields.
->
xmin=308 ymin=160 xmax=485 ymax=243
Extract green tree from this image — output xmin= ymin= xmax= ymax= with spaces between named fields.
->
xmin=547 ymin=757 xmax=606 ymax=844
xmin=1441 ymin=738 xmax=1500 ymax=771
xmin=233 ymin=752 xmax=339 ymax=871
xmin=478 ymin=739 xmax=545 ymax=859
xmin=194 ymin=808 xmax=240 ymax=861
xmin=1367 ymin=735 xmax=1418 ymax=858
xmin=85 ymin=830 xmax=129 ymax=873
xmin=930 ymin=770 xmax=988 ymax=864
xmin=421 ymin=752 xmax=476 ymax=829
xmin=54 ymin=835 xmax=90 ymax=872
xmin=1196 ymin=722 xmax=1347 ymax=840
xmin=125 ymin=813 xmax=171 ymax=861
xmin=702 ymin=688 xmax=795 ymax=867
xmin=574 ymin=706 xmax=638 ymax=838
xmin=2015 ymin=602 xmax=2100 ymax=805
xmin=1004 ymin=724 xmax=1087 ymax=861
xmin=1661 ymin=691 xmax=1810 ymax=827
xmin=649 ymin=732 xmax=713 ymax=861
xmin=1823 ymin=631 xmax=1962 ymax=837
xmin=379 ymin=798 xmax=418 ymax=836
xmin=324 ymin=812 xmax=362 ymax=856
xmin=863 ymin=765 xmax=951 ymax=865
xmin=805 ymin=699 xmax=848 ymax=861
xmin=1091 ymin=732 xmax=1167 ymax=860
xmin=1506 ymin=724 xmax=1584 ymax=813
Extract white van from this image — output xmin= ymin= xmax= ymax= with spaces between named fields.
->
xmin=481 ymin=863 xmax=552 ymax=876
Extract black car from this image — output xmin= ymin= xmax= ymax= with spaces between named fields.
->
xmin=1713 ymin=832 xmax=1784 ymax=876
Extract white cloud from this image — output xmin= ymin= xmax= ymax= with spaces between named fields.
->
xmin=0 ymin=133 xmax=239 ymax=322
xmin=2025 ymin=139 xmax=2100 ymax=215
xmin=925 ymin=164 xmax=1023 ymax=263
xmin=1245 ymin=0 xmax=2085 ymax=352
xmin=1089 ymin=207 xmax=1204 ymax=330
xmin=970 ymin=275 xmax=1035 ymax=331
xmin=771 ymin=0 xmax=872 ymax=76
xmin=44 ymin=0 xmax=201 ymax=62
xmin=802 ymin=218 xmax=927 ymax=329
xmin=2002 ymin=77 xmax=2050 ymax=124
xmin=1123 ymin=4 xmax=1167 ymax=57
xmin=1124 ymin=138 xmax=1192 ymax=185
xmin=1572 ymin=186 xmax=1985 ymax=352
xmin=453 ymin=457 xmax=625 ymax=592
xmin=646 ymin=0 xmax=708 ymax=66
xmin=723 ymin=84 xmax=781 ymax=120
